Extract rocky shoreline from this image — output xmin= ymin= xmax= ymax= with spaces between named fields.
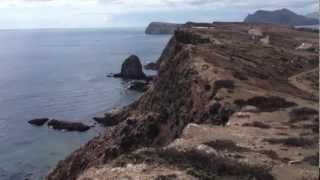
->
xmin=47 ymin=22 xmax=319 ymax=180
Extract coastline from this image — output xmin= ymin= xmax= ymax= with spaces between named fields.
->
xmin=47 ymin=22 xmax=319 ymax=180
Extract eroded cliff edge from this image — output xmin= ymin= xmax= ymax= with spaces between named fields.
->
xmin=47 ymin=23 xmax=319 ymax=180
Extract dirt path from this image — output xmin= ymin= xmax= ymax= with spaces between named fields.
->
xmin=288 ymin=68 xmax=319 ymax=95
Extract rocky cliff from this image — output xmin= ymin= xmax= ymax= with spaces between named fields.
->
xmin=244 ymin=9 xmax=319 ymax=26
xmin=145 ymin=22 xmax=181 ymax=34
xmin=47 ymin=22 xmax=319 ymax=180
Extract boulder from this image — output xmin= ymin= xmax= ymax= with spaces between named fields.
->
xmin=128 ymin=80 xmax=149 ymax=92
xmin=28 ymin=118 xmax=49 ymax=126
xmin=114 ymin=55 xmax=146 ymax=79
xmin=48 ymin=120 xmax=90 ymax=132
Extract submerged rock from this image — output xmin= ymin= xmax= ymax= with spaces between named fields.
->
xmin=47 ymin=120 xmax=90 ymax=132
xmin=28 ymin=118 xmax=49 ymax=126
xmin=114 ymin=55 xmax=146 ymax=79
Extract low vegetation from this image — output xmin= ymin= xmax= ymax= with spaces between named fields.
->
xmin=114 ymin=148 xmax=273 ymax=180
xmin=214 ymin=80 xmax=235 ymax=90
xmin=258 ymin=150 xmax=290 ymax=163
xmin=212 ymin=80 xmax=235 ymax=96
xmin=155 ymin=174 xmax=178 ymax=180
xmin=242 ymin=121 xmax=271 ymax=129
xmin=234 ymin=96 xmax=296 ymax=112
xmin=263 ymin=137 xmax=314 ymax=148
xmin=289 ymin=107 xmax=318 ymax=122
xmin=204 ymin=139 xmax=249 ymax=152
xmin=302 ymin=154 xmax=319 ymax=166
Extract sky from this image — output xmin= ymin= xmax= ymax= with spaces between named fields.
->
xmin=0 ymin=0 xmax=318 ymax=29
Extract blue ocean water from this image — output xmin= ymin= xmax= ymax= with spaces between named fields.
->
xmin=0 ymin=28 xmax=171 ymax=179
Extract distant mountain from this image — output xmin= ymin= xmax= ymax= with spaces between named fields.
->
xmin=145 ymin=22 xmax=181 ymax=34
xmin=305 ymin=12 xmax=319 ymax=19
xmin=244 ymin=8 xmax=319 ymax=26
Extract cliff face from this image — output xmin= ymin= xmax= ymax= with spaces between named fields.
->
xmin=145 ymin=22 xmax=181 ymax=34
xmin=47 ymin=23 xmax=319 ymax=180
xmin=244 ymin=9 xmax=319 ymax=26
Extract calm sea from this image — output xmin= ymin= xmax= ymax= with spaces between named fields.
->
xmin=0 ymin=28 xmax=171 ymax=180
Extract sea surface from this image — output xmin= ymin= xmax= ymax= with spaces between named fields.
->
xmin=0 ymin=28 xmax=171 ymax=180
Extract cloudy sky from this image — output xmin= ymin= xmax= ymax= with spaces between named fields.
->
xmin=0 ymin=0 xmax=317 ymax=29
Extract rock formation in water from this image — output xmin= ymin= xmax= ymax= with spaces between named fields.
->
xmin=145 ymin=22 xmax=181 ymax=34
xmin=47 ymin=120 xmax=90 ymax=132
xmin=28 ymin=118 xmax=49 ymax=126
xmin=244 ymin=8 xmax=319 ymax=26
xmin=47 ymin=22 xmax=319 ymax=180
xmin=114 ymin=55 xmax=146 ymax=79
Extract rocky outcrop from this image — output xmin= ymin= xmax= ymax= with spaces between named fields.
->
xmin=93 ymin=113 xmax=121 ymax=127
xmin=47 ymin=120 xmax=90 ymax=132
xmin=114 ymin=55 xmax=146 ymax=79
xmin=28 ymin=118 xmax=49 ymax=126
xmin=145 ymin=22 xmax=181 ymax=34
xmin=244 ymin=8 xmax=319 ymax=26
xmin=47 ymin=23 xmax=319 ymax=180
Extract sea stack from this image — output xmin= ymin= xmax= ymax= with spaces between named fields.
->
xmin=114 ymin=55 xmax=146 ymax=79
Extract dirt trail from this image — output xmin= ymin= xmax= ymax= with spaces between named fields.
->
xmin=289 ymin=68 xmax=319 ymax=95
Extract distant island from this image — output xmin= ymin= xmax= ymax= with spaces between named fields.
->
xmin=145 ymin=22 xmax=181 ymax=34
xmin=244 ymin=8 xmax=319 ymax=26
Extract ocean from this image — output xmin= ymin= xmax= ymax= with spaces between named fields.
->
xmin=0 ymin=28 xmax=171 ymax=179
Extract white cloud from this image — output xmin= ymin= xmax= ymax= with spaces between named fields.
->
xmin=0 ymin=0 xmax=317 ymax=28
xmin=0 ymin=0 xmax=316 ymax=10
